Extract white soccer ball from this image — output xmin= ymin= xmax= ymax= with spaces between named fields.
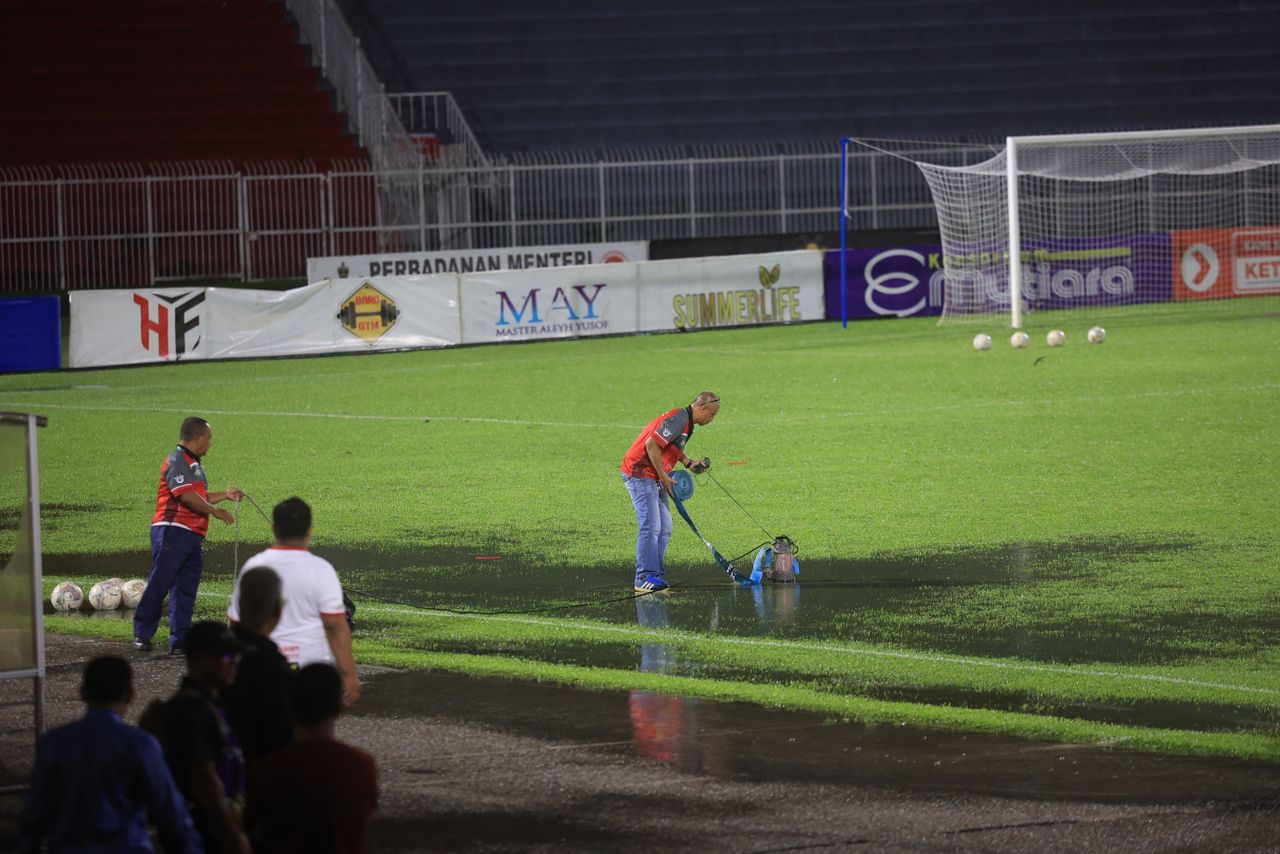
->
xmin=1046 ymin=329 xmax=1066 ymax=347
xmin=1087 ymin=326 xmax=1107 ymax=344
xmin=50 ymin=581 xmax=83 ymax=612
xmin=972 ymin=333 xmax=992 ymax=351
xmin=89 ymin=580 xmax=121 ymax=611
xmin=1010 ymin=331 xmax=1030 ymax=349
xmin=120 ymin=579 xmax=147 ymax=609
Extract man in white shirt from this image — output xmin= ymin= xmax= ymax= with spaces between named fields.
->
xmin=228 ymin=497 xmax=360 ymax=706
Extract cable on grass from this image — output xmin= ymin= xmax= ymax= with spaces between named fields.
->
xmin=705 ymin=469 xmax=775 ymax=541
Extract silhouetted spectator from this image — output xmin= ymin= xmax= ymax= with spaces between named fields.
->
xmin=147 ymin=622 xmax=250 ymax=854
xmin=221 ymin=567 xmax=293 ymax=763
xmin=245 ymin=663 xmax=378 ymax=854
xmin=18 ymin=655 xmax=201 ymax=853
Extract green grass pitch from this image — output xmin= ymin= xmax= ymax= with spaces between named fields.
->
xmin=3 ymin=296 xmax=1278 ymax=760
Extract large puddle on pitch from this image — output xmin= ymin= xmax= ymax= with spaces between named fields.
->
xmin=40 ymin=535 xmax=1280 ymax=734
xmin=42 ymin=534 xmax=1275 ymax=668
xmin=322 ymin=534 xmax=1271 ymax=665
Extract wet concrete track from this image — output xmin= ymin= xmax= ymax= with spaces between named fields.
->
xmin=6 ymin=634 xmax=1276 ymax=853
xmin=351 ymin=668 xmax=1280 ymax=852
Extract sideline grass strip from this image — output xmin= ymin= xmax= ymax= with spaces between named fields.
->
xmin=40 ymin=614 xmax=1280 ymax=763
xmin=41 ymin=581 xmax=1280 ymax=762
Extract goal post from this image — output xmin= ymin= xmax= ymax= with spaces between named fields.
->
xmin=843 ymin=125 xmax=1280 ymax=328
xmin=0 ymin=411 xmax=48 ymax=793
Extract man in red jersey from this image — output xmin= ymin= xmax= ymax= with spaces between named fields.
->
xmin=134 ymin=417 xmax=243 ymax=655
xmin=620 ymin=392 xmax=720 ymax=592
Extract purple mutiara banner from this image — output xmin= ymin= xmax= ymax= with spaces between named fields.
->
xmin=822 ymin=246 xmax=947 ymax=319
xmin=823 ymin=234 xmax=1174 ymax=319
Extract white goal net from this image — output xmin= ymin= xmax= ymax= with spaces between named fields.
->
xmin=909 ymin=125 xmax=1280 ymax=326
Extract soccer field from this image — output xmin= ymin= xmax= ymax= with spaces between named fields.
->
xmin=4 ymin=297 xmax=1279 ymax=761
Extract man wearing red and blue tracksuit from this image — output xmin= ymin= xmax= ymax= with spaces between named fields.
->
xmin=620 ymin=392 xmax=720 ymax=592
xmin=133 ymin=417 xmax=243 ymax=655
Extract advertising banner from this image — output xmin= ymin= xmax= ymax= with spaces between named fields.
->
xmin=821 ymin=246 xmax=946 ymax=320
xmin=71 ymin=278 xmax=463 ymax=368
xmin=460 ymin=264 xmax=639 ymax=344
xmin=71 ymin=286 xmax=210 ymax=368
xmin=1017 ymin=234 xmax=1173 ymax=309
xmin=1172 ymin=228 xmax=1280 ymax=300
xmin=307 ymin=241 xmax=648 ymax=282
xmin=638 ymin=251 xmax=822 ymax=331
xmin=823 ymin=235 xmax=1174 ymax=319
xmin=203 ymin=277 xmax=462 ymax=359
xmin=458 ymin=250 xmax=823 ymax=344
xmin=71 ymin=250 xmax=825 ymax=366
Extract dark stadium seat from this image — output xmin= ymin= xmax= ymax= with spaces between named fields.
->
xmin=0 ymin=0 xmax=379 ymax=288
xmin=337 ymin=0 xmax=1280 ymax=152
xmin=1 ymin=0 xmax=366 ymax=169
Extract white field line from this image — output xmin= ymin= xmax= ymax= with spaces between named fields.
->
xmin=0 ymin=360 xmax=495 ymax=395
xmin=0 ymin=400 xmax=631 ymax=430
xmin=773 ymin=382 xmax=1280 ymax=426
xmin=192 ymin=589 xmax=1276 ymax=699
xmin=2 ymin=383 xmax=1277 ymax=431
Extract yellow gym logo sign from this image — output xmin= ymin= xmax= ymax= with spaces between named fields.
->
xmin=336 ymin=283 xmax=400 ymax=344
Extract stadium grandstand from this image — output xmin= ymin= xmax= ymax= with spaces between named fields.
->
xmin=4 ymin=4 xmax=1280 ymax=848
xmin=2 ymin=0 xmax=1279 ymax=293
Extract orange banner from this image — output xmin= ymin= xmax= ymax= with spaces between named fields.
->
xmin=1173 ymin=228 xmax=1280 ymax=300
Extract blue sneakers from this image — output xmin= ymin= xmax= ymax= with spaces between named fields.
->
xmin=634 ymin=575 xmax=671 ymax=593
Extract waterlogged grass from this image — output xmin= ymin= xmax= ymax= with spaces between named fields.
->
xmin=8 ymin=296 xmax=1280 ymax=760
xmin=41 ymin=582 xmax=1280 ymax=762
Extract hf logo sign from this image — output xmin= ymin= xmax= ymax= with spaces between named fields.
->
xmin=133 ymin=291 xmax=204 ymax=360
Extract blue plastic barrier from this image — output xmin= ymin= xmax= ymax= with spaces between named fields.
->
xmin=0 ymin=296 xmax=62 ymax=373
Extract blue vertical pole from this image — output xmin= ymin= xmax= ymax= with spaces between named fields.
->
xmin=839 ymin=137 xmax=849 ymax=329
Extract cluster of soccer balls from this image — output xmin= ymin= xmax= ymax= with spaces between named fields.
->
xmin=49 ymin=578 xmax=147 ymax=612
xmin=972 ymin=327 xmax=1106 ymax=351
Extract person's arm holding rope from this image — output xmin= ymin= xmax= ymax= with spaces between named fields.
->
xmin=178 ymin=490 xmax=236 ymax=525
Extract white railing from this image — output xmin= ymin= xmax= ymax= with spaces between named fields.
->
xmin=0 ymin=144 xmax=993 ymax=292
xmin=388 ymin=92 xmax=492 ymax=169
xmin=282 ymin=0 xmax=422 ymax=180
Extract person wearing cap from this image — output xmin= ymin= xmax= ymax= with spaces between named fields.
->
xmin=146 ymin=621 xmax=250 ymax=854
xmin=620 ymin=392 xmax=720 ymax=593
xmin=134 ymin=417 xmax=244 ymax=655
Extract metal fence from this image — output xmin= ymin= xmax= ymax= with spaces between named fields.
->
xmin=0 ymin=144 xmax=995 ymax=292
xmin=282 ymin=0 xmax=426 ymax=236
xmin=388 ymin=92 xmax=492 ymax=169
xmin=283 ymin=0 xmax=421 ymax=176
